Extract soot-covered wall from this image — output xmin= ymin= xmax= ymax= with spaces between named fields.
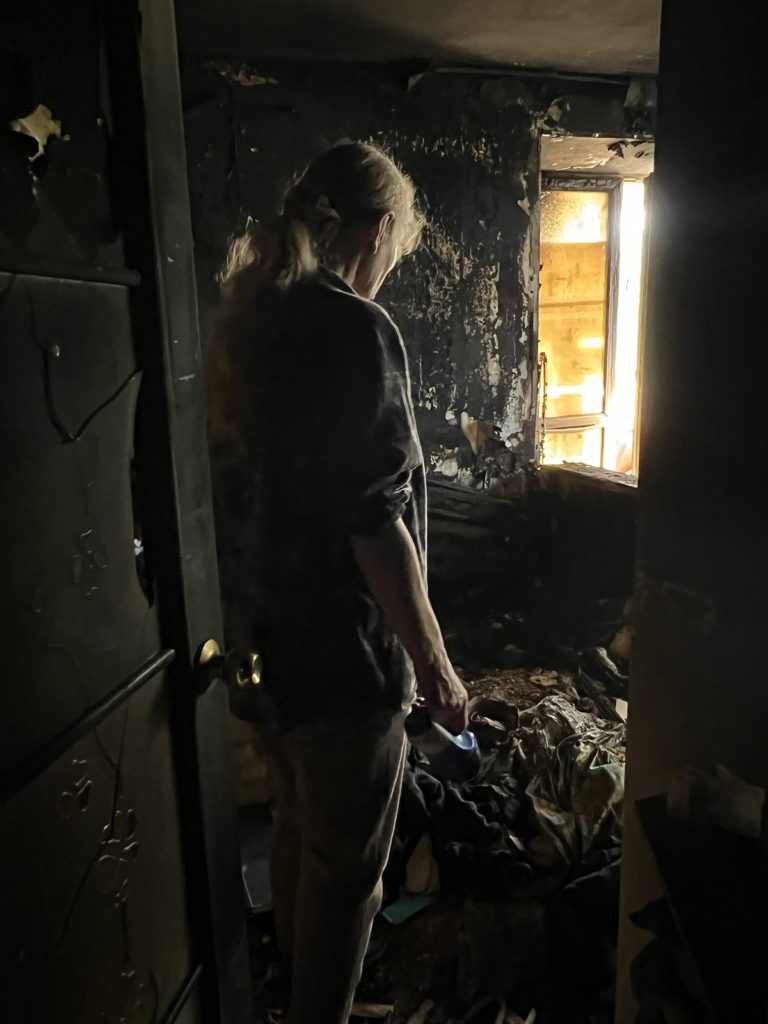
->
xmin=183 ymin=61 xmax=541 ymax=482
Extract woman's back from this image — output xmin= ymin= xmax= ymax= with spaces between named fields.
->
xmin=218 ymin=266 xmax=426 ymax=727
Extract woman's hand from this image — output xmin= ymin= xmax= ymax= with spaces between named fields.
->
xmin=416 ymin=655 xmax=469 ymax=736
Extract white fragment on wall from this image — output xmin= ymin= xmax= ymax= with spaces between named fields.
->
xmin=433 ymin=451 xmax=460 ymax=479
xmin=486 ymin=347 xmax=501 ymax=388
xmin=467 ymin=131 xmax=495 ymax=164
xmin=460 ymin=412 xmax=496 ymax=456
xmin=540 ymin=99 xmax=569 ymax=136
xmin=10 ymin=104 xmax=63 ymax=161
xmin=500 ymin=371 xmax=526 ymax=439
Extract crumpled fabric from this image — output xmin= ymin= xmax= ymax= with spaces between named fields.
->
xmin=391 ymin=760 xmax=532 ymax=900
xmin=389 ymin=692 xmax=625 ymax=901
xmin=518 ymin=695 xmax=625 ymax=867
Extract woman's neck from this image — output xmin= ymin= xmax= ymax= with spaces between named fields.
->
xmin=325 ymin=253 xmax=363 ymax=294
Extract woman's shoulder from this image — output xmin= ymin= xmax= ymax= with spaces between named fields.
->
xmin=315 ymin=267 xmax=397 ymax=323
xmin=308 ymin=269 xmax=405 ymax=353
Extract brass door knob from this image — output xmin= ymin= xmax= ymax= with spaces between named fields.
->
xmin=195 ymin=638 xmax=224 ymax=694
xmin=225 ymin=649 xmax=263 ymax=689
xmin=195 ymin=640 xmax=263 ymax=695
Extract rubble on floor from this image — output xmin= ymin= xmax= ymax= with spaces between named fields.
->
xmin=362 ymin=664 xmax=625 ymax=1024
xmin=246 ymin=659 xmax=626 ymax=1024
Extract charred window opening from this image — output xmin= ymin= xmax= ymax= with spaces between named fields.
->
xmin=538 ymin=175 xmax=646 ymax=475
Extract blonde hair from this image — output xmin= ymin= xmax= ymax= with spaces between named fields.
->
xmin=208 ymin=141 xmax=424 ymax=447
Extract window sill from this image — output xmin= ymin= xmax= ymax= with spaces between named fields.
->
xmin=541 ymin=461 xmax=638 ymax=489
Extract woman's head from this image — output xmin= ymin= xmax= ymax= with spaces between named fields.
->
xmin=209 ymin=142 xmax=422 ymax=449
xmin=221 ymin=141 xmax=424 ymax=298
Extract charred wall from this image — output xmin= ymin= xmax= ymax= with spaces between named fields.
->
xmin=183 ymin=61 xmax=542 ymax=480
xmin=182 ymin=60 xmax=650 ymax=483
xmin=182 ymin=58 xmax=653 ymax=485
xmin=182 ymin=59 xmax=647 ymax=648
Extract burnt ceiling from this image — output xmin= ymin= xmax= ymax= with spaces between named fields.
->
xmin=177 ymin=0 xmax=661 ymax=76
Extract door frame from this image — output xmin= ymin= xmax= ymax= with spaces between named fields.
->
xmin=0 ymin=1 xmax=251 ymax=1020
xmin=109 ymin=1 xmax=253 ymax=1020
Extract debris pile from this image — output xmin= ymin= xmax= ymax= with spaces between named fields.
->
xmin=246 ymin=655 xmax=628 ymax=1024
xmin=363 ymin=664 xmax=625 ymax=1024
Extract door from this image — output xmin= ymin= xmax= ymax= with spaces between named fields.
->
xmin=0 ymin=2 xmax=252 ymax=1022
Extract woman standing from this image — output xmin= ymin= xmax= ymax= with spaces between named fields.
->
xmin=209 ymin=142 xmax=468 ymax=1024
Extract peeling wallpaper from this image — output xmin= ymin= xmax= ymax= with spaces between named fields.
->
xmin=183 ymin=62 xmax=542 ymax=483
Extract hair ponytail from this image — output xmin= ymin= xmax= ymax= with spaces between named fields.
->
xmin=208 ymin=141 xmax=424 ymax=447
xmin=218 ymin=194 xmax=342 ymax=296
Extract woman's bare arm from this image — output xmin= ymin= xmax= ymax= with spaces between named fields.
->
xmin=351 ymin=518 xmax=468 ymax=734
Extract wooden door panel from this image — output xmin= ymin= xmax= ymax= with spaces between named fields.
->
xmin=0 ymin=273 xmax=159 ymax=774
xmin=0 ymin=1 xmax=251 ymax=1021
xmin=0 ymin=672 xmax=192 ymax=1023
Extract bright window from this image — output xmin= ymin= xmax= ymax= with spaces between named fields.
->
xmin=538 ymin=180 xmax=646 ymax=474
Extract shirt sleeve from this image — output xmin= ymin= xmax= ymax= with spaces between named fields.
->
xmin=327 ymin=304 xmax=423 ymax=537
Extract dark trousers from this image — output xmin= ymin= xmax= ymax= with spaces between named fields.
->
xmin=267 ymin=708 xmax=408 ymax=1024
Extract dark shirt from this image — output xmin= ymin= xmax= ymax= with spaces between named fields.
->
xmin=215 ymin=267 xmax=426 ymax=729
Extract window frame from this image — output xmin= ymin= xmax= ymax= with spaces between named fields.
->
xmin=537 ymin=173 xmax=623 ymax=466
